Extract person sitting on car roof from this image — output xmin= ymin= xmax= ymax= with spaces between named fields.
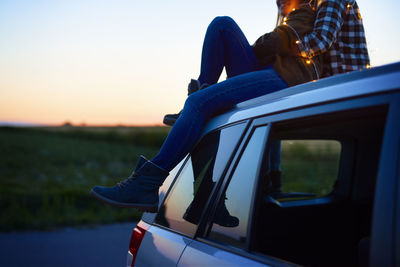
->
xmin=90 ymin=0 xmax=369 ymax=211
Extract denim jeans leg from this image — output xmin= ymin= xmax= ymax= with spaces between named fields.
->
xmin=152 ymin=69 xmax=288 ymax=171
xmin=198 ymin=16 xmax=260 ymax=85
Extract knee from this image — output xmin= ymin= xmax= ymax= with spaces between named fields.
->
xmin=184 ymin=92 xmax=202 ymax=112
xmin=180 ymin=93 xmax=208 ymax=122
xmin=208 ymin=16 xmax=236 ymax=31
xmin=184 ymin=89 xmax=213 ymax=115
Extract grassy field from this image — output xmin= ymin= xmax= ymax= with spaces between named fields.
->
xmin=0 ymin=126 xmax=170 ymax=231
xmin=280 ymin=140 xmax=341 ymax=197
xmin=0 ymin=126 xmax=341 ymax=231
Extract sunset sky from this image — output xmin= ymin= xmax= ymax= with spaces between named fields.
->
xmin=1 ymin=0 xmax=400 ymax=126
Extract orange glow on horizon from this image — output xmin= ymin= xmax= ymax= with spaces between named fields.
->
xmin=0 ymin=118 xmax=167 ymax=127
xmin=0 ymin=0 xmax=399 ymax=127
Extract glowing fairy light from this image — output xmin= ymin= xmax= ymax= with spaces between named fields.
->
xmin=280 ymin=0 xmax=343 ymax=80
xmin=282 ymin=1 xmax=368 ymax=77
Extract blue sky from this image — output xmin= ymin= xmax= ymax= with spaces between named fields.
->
xmin=1 ymin=0 xmax=399 ymax=125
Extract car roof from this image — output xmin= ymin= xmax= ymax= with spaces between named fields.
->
xmin=203 ymin=62 xmax=400 ymax=134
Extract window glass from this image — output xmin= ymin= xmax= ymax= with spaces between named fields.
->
xmin=253 ymin=106 xmax=388 ymax=266
xmin=208 ymin=126 xmax=268 ymax=249
xmin=141 ymin=158 xmax=185 ymax=224
xmin=270 ymin=139 xmax=341 ymax=200
xmin=155 ymin=123 xmax=246 ymax=236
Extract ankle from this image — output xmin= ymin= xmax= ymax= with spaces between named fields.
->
xmin=150 ymin=158 xmax=171 ymax=173
xmin=197 ymin=77 xmax=207 ymax=86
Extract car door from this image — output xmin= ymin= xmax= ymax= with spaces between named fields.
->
xmin=134 ymin=122 xmax=248 ymax=266
xmin=178 ymin=123 xmax=295 ymax=266
xmin=370 ymin=94 xmax=400 ymax=266
xmin=179 ymin=91 xmax=400 ymax=267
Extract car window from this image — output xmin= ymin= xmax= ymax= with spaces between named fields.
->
xmin=253 ymin=105 xmax=388 ymax=266
xmin=155 ymin=123 xmax=247 ymax=236
xmin=207 ymin=125 xmax=268 ymax=249
xmin=141 ymin=158 xmax=186 ymax=224
xmin=267 ymin=139 xmax=341 ymax=200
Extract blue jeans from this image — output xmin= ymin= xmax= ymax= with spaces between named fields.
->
xmin=152 ymin=17 xmax=287 ymax=171
xmin=197 ymin=16 xmax=261 ymax=85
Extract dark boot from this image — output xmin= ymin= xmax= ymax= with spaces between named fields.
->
xmin=163 ymin=79 xmax=209 ymax=126
xmin=214 ymin=199 xmax=239 ymax=227
xmin=183 ymin=193 xmax=239 ymax=228
xmin=90 ymin=156 xmax=169 ymax=212
xmin=183 ymin=198 xmax=239 ymax=228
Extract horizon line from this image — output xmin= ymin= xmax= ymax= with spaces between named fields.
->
xmin=0 ymin=120 xmax=167 ymax=128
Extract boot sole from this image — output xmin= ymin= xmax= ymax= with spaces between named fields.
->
xmin=89 ymin=189 xmax=158 ymax=213
xmin=163 ymin=116 xmax=177 ymax=126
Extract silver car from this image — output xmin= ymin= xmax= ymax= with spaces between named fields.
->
xmin=127 ymin=62 xmax=400 ymax=267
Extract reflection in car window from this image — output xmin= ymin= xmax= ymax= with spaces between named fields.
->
xmin=141 ymin=159 xmax=186 ymax=224
xmin=208 ymin=126 xmax=268 ymax=249
xmin=155 ymin=123 xmax=246 ymax=236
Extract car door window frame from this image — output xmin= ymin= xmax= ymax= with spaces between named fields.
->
xmin=196 ymin=119 xmax=270 ymax=239
xmin=194 ymin=92 xmax=397 ymax=266
xmin=151 ymin=120 xmax=251 ymax=237
xmin=369 ymin=93 xmax=400 ymax=266
xmin=206 ymin=124 xmax=271 ymax=249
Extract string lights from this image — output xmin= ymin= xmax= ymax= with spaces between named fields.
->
xmin=278 ymin=0 xmax=319 ymax=78
xmin=280 ymin=0 xmax=370 ymax=77
xmin=346 ymin=2 xmax=362 ymax=22
xmin=280 ymin=11 xmax=319 ymax=78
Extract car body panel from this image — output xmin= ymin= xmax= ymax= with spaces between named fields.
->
xmin=370 ymin=96 xmax=400 ymax=266
xmin=177 ymin=239 xmax=269 ymax=267
xmin=134 ymin=224 xmax=192 ymax=267
xmin=396 ymin=138 xmax=400 ymax=267
xmin=203 ymin=63 xmax=400 ymax=136
xmin=129 ymin=63 xmax=400 ymax=267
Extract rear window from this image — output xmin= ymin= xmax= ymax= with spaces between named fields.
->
xmin=207 ymin=125 xmax=269 ymax=249
xmin=154 ymin=123 xmax=246 ymax=236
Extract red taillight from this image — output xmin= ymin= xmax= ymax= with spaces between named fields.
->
xmin=129 ymin=224 xmax=147 ymax=267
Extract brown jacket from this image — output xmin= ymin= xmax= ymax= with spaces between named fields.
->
xmin=252 ymin=6 xmax=322 ymax=86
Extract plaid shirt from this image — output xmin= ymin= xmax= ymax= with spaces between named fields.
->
xmin=299 ymin=0 xmax=370 ymax=78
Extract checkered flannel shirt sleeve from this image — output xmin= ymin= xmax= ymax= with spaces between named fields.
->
xmin=298 ymin=0 xmax=347 ymax=58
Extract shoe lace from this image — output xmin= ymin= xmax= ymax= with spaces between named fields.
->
xmin=117 ymin=172 xmax=139 ymax=188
